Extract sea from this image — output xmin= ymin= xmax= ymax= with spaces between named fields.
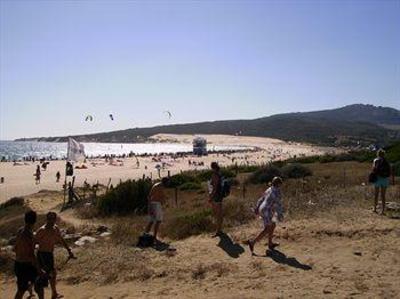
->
xmin=0 ymin=140 xmax=252 ymax=161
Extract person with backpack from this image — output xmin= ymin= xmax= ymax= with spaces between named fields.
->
xmin=372 ymin=149 xmax=391 ymax=214
xmin=208 ymin=162 xmax=225 ymax=237
xmin=246 ymin=176 xmax=284 ymax=255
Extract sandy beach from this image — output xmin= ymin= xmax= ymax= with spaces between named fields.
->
xmin=0 ymin=134 xmax=337 ymax=203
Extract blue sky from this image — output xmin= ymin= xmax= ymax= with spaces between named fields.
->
xmin=1 ymin=0 xmax=399 ymax=139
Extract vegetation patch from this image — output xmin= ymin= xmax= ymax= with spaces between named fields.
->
xmin=281 ymin=163 xmax=312 ymax=179
xmin=163 ymin=209 xmax=213 ymax=239
xmin=97 ymin=179 xmax=152 ymax=216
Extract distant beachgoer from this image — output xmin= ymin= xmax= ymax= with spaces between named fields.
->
xmin=372 ymin=149 xmax=391 ymax=214
xmin=35 ymin=166 xmax=41 ymax=184
xmin=35 ymin=212 xmax=74 ymax=299
xmin=144 ymin=177 xmax=169 ymax=241
xmin=208 ymin=162 xmax=223 ymax=236
xmin=14 ymin=210 xmax=44 ymax=299
xmin=56 ymin=172 xmax=61 ymax=183
xmin=246 ymin=177 xmax=284 ymax=255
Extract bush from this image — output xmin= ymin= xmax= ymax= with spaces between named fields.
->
xmin=223 ymin=198 xmax=254 ymax=226
xmin=180 ymin=182 xmax=202 ymax=191
xmin=97 ymin=179 xmax=152 ymax=215
xmin=247 ymin=165 xmax=282 ymax=184
xmin=169 ymin=168 xmax=236 ymax=189
xmin=393 ymin=161 xmax=400 ymax=176
xmin=195 ymin=168 xmax=236 ymax=182
xmin=168 ymin=173 xmax=199 ymax=188
xmin=0 ymin=197 xmax=24 ymax=210
xmin=163 ymin=209 xmax=213 ymax=239
xmin=281 ymin=163 xmax=312 ymax=179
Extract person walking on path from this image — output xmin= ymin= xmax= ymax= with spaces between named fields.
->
xmin=246 ymin=176 xmax=284 ymax=255
xmin=35 ymin=165 xmax=41 ymax=184
xmin=208 ymin=162 xmax=224 ymax=237
xmin=144 ymin=177 xmax=169 ymax=241
xmin=372 ymin=149 xmax=391 ymax=214
xmin=35 ymin=212 xmax=75 ymax=299
xmin=14 ymin=210 xmax=44 ymax=299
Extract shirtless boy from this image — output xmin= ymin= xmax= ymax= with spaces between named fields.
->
xmin=35 ymin=212 xmax=74 ymax=299
xmin=14 ymin=210 xmax=44 ymax=299
xmin=144 ymin=177 xmax=169 ymax=240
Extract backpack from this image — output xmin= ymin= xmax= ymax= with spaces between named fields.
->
xmin=376 ymin=158 xmax=391 ymax=178
xmin=220 ymin=176 xmax=231 ymax=198
xmin=137 ymin=233 xmax=154 ymax=248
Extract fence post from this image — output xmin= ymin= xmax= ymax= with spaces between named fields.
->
xmin=343 ymin=168 xmax=346 ymax=189
xmin=391 ymin=165 xmax=395 ymax=185
xmin=242 ymin=183 xmax=246 ymax=199
xmin=168 ymin=170 xmax=170 ymax=178
xmin=175 ymin=187 xmax=178 ymax=207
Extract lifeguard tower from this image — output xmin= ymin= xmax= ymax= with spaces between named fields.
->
xmin=193 ymin=137 xmax=207 ymax=156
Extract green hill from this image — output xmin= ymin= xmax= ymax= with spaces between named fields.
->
xmin=16 ymin=104 xmax=400 ymax=146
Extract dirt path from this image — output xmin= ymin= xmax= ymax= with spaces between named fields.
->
xmin=2 ymin=208 xmax=399 ymax=298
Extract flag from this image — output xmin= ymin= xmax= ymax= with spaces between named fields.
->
xmin=67 ymin=138 xmax=85 ymax=162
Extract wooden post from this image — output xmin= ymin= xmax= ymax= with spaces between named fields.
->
xmin=242 ymin=183 xmax=246 ymax=199
xmin=343 ymin=168 xmax=346 ymax=189
xmin=61 ymin=161 xmax=68 ymax=211
xmin=391 ymin=164 xmax=395 ymax=185
xmin=168 ymin=170 xmax=170 ymax=178
xmin=175 ymin=187 xmax=178 ymax=207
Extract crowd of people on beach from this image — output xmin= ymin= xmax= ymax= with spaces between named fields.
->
xmin=10 ymin=149 xmax=394 ymax=298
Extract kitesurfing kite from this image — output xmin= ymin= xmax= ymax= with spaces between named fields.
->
xmin=85 ymin=115 xmax=94 ymax=122
xmin=164 ymin=110 xmax=172 ymax=119
xmin=109 ymin=114 xmax=114 ymax=121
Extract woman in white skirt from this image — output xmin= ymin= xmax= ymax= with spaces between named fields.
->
xmin=247 ymin=176 xmax=284 ymax=255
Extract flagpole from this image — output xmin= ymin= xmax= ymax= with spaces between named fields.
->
xmin=62 ymin=137 xmax=70 ymax=211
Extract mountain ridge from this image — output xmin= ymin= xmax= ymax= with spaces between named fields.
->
xmin=16 ymin=104 xmax=400 ymax=146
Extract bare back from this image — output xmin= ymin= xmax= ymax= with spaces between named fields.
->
xmin=148 ymin=182 xmax=166 ymax=204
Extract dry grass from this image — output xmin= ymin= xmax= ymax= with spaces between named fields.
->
xmin=191 ymin=262 xmax=232 ymax=280
xmin=60 ymin=242 xmax=153 ymax=285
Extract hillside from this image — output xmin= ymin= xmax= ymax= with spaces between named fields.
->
xmin=16 ymin=104 xmax=400 ymax=146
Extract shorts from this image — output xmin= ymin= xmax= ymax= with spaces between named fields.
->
xmin=37 ymin=251 xmax=55 ymax=274
xmin=14 ymin=261 xmax=37 ymax=292
xmin=374 ymin=176 xmax=389 ymax=188
xmin=148 ymin=202 xmax=163 ymax=222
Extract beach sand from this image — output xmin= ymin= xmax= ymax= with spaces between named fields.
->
xmin=0 ymin=134 xmax=337 ymax=203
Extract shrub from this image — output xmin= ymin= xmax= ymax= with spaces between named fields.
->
xmin=247 ymin=165 xmax=282 ymax=184
xmin=223 ymin=198 xmax=254 ymax=226
xmin=0 ymin=197 xmax=24 ymax=210
xmin=281 ymin=163 xmax=312 ymax=179
xmin=195 ymin=168 xmax=236 ymax=182
xmin=163 ymin=209 xmax=213 ymax=239
xmin=168 ymin=173 xmax=199 ymax=188
xmin=393 ymin=161 xmax=400 ymax=177
xmin=97 ymin=179 xmax=152 ymax=215
xmin=180 ymin=182 xmax=202 ymax=191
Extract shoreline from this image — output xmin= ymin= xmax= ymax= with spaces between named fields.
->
xmin=0 ymin=134 xmax=341 ymax=203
